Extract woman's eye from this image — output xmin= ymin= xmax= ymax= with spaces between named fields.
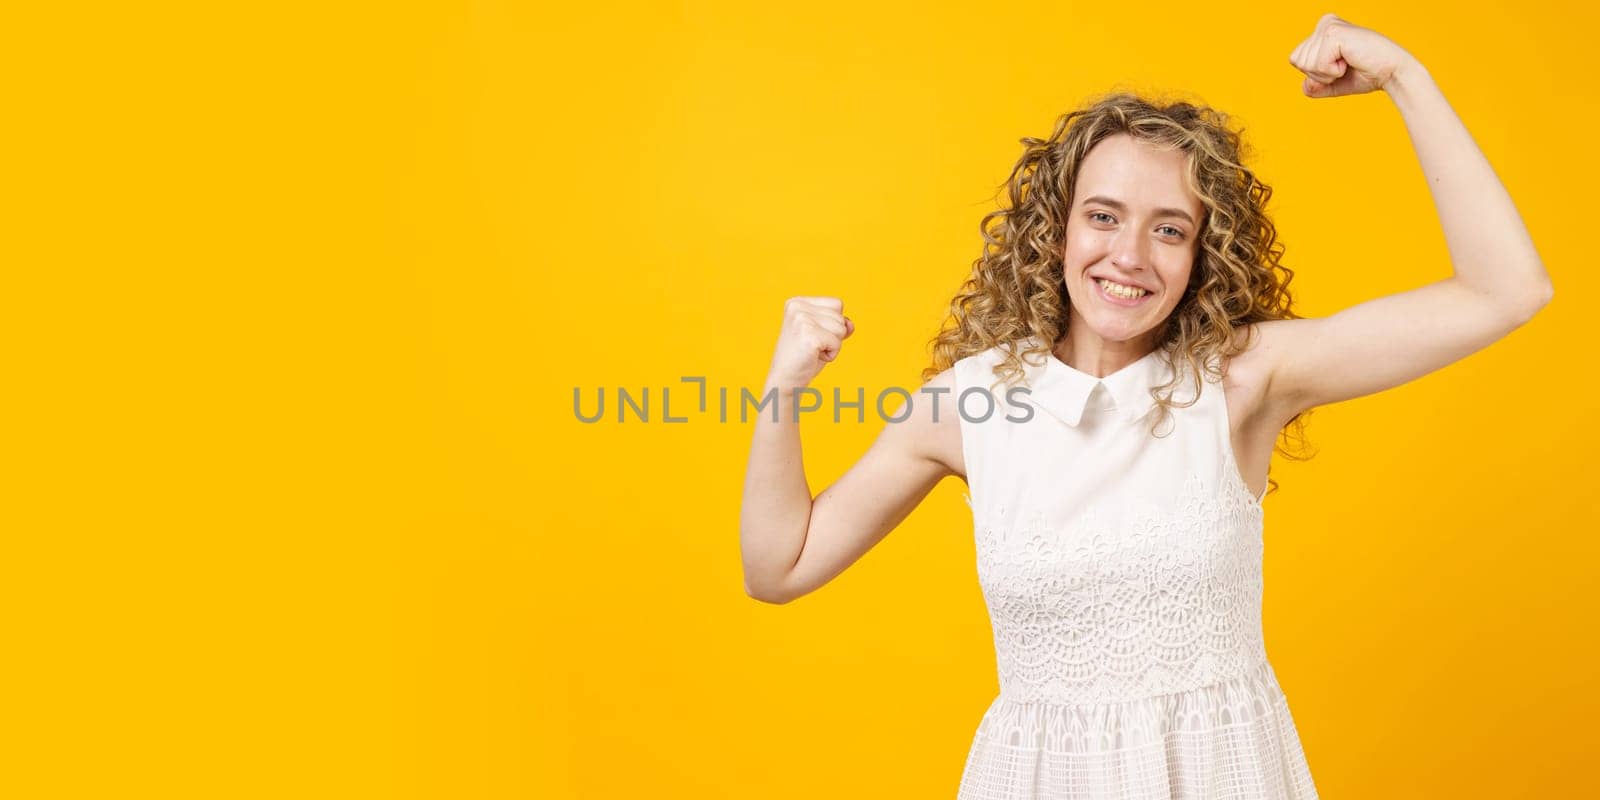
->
xmin=1089 ymin=213 xmax=1183 ymax=239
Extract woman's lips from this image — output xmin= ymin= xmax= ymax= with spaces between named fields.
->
xmin=1092 ymin=277 xmax=1154 ymax=307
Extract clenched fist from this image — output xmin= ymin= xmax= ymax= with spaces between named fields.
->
xmin=764 ymin=296 xmax=855 ymax=392
xmin=1288 ymin=13 xmax=1419 ymax=99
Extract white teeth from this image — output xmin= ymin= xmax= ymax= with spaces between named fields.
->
xmin=1096 ymin=278 xmax=1148 ymax=299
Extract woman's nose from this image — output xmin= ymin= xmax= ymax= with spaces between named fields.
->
xmin=1110 ymin=231 xmax=1148 ymax=269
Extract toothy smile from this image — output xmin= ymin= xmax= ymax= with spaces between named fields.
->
xmin=1095 ymin=278 xmax=1150 ymax=299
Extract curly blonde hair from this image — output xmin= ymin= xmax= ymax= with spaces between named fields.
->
xmin=923 ymin=90 xmax=1314 ymax=497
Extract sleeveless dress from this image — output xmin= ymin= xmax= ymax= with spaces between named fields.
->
xmin=950 ymin=336 xmax=1319 ymax=800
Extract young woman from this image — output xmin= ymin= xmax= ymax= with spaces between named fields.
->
xmin=740 ymin=13 xmax=1552 ymax=799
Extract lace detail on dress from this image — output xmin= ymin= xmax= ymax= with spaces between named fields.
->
xmin=974 ymin=471 xmax=1267 ymax=705
xmin=957 ymin=660 xmax=1319 ymax=799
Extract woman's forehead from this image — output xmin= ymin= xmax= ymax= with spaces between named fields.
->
xmin=1074 ymin=137 xmax=1200 ymax=215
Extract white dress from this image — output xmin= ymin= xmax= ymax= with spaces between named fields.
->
xmin=951 ymin=336 xmax=1318 ymax=800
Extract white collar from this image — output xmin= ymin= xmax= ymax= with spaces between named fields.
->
xmin=1008 ymin=335 xmax=1188 ymax=427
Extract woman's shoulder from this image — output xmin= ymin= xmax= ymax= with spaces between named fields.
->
xmin=895 ymin=366 xmax=966 ymax=479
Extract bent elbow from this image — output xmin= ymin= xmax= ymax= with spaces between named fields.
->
xmin=1514 ymin=282 xmax=1554 ymax=326
xmin=746 ymin=588 xmax=791 ymax=605
xmin=746 ymin=586 xmax=794 ymax=605
xmin=743 ymin=574 xmax=795 ymax=605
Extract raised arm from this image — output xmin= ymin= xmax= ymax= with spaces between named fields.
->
xmin=1256 ymin=14 xmax=1554 ymax=421
xmin=740 ymin=298 xmax=961 ymax=604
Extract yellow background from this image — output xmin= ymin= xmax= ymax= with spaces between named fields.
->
xmin=5 ymin=1 xmax=1596 ymax=797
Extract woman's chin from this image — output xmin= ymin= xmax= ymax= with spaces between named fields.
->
xmin=1084 ymin=317 xmax=1158 ymax=344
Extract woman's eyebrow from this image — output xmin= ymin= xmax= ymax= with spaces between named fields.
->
xmin=1080 ymin=195 xmax=1196 ymax=225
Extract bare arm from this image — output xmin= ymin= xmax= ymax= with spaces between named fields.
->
xmin=1260 ymin=16 xmax=1554 ymax=421
xmin=738 ymin=296 xmax=961 ymax=603
xmin=740 ymin=370 xmax=960 ymax=604
xmin=738 ymin=379 xmax=817 ymax=602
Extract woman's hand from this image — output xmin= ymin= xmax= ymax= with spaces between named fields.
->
xmin=764 ymin=296 xmax=854 ymax=391
xmin=1288 ymin=13 xmax=1420 ymax=98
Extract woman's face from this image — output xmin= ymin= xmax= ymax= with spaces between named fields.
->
xmin=1061 ymin=134 xmax=1205 ymax=346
